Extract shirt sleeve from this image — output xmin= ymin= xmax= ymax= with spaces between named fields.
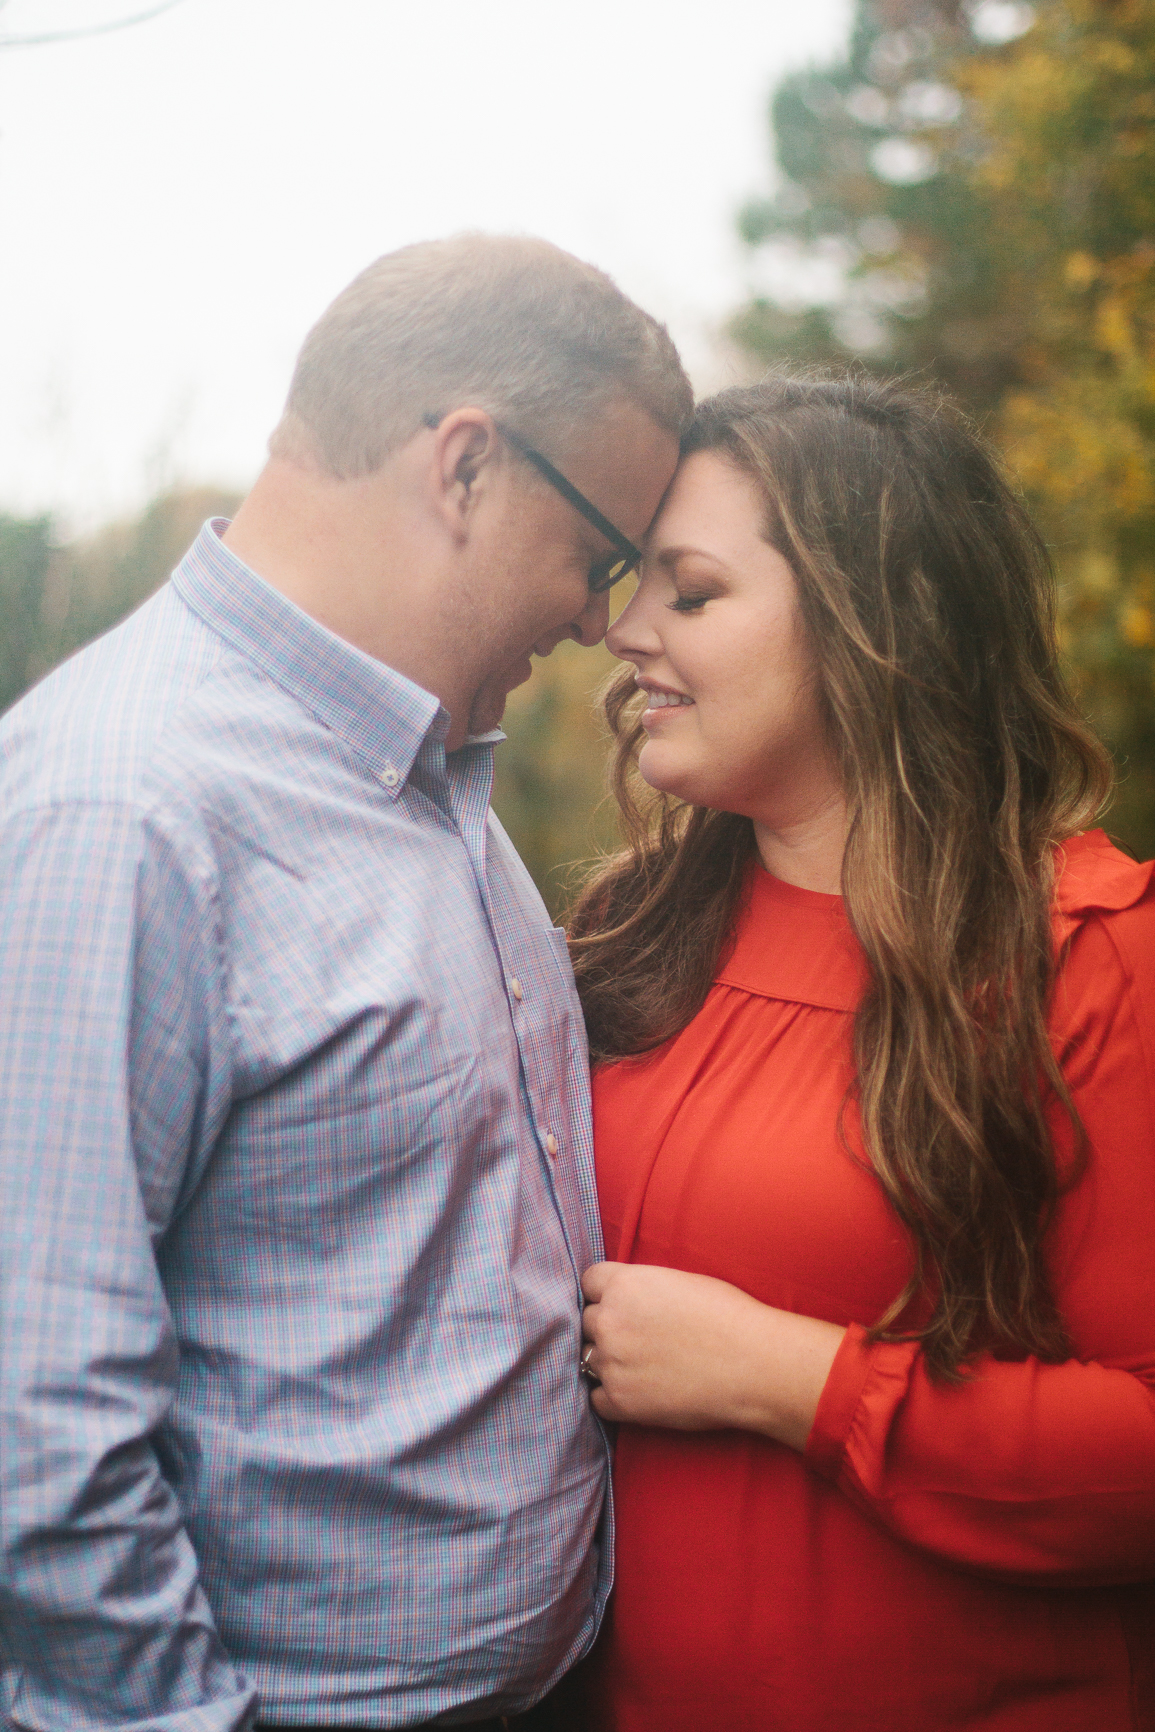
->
xmin=805 ymin=905 xmax=1155 ymax=1589
xmin=0 ymin=800 xmax=257 ymax=1731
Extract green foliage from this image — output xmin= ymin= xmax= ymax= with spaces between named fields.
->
xmin=493 ymin=635 xmax=622 ymax=915
xmin=733 ymin=0 xmax=1155 ymax=854
xmin=0 ymin=486 xmax=241 ymax=716
xmin=0 ymin=514 xmax=55 ymax=713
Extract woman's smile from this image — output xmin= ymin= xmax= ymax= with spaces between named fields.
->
xmin=637 ymin=677 xmax=695 ymax=723
xmin=607 ymin=450 xmax=841 ymax=850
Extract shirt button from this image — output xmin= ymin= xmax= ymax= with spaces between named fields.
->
xmin=544 ymin=1132 xmax=558 ymax=1158
xmin=510 ymin=978 xmax=523 ymax=1002
xmin=379 ymin=763 xmax=399 ymax=788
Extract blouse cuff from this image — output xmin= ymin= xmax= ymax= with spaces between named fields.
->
xmin=804 ymin=1321 xmax=876 ymax=1480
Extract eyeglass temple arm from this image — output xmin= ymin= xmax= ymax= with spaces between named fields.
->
xmin=422 ymin=413 xmax=641 ymax=565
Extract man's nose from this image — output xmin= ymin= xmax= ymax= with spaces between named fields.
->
xmin=570 ymin=586 xmax=611 ymax=648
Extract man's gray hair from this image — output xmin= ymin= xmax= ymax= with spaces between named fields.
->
xmin=270 ymin=233 xmax=693 ymax=478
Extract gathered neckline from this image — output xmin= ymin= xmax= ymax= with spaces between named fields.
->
xmin=715 ymin=830 xmax=1152 ymax=1013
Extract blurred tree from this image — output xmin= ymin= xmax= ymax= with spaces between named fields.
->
xmin=0 ymin=514 xmax=54 ymax=712
xmin=44 ymin=485 xmax=241 ymax=663
xmin=0 ymin=486 xmax=239 ymax=713
xmin=733 ymin=0 xmax=1155 ymax=853
xmin=494 ymin=634 xmax=622 ymax=915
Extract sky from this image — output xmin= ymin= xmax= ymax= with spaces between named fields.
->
xmin=0 ymin=0 xmax=852 ymax=529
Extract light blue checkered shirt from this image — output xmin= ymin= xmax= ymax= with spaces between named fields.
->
xmin=0 ymin=522 xmax=610 ymax=1731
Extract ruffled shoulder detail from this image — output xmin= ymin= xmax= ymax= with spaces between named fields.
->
xmin=1053 ymin=829 xmax=1155 ymax=947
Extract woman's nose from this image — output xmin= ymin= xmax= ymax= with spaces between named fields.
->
xmin=605 ymin=587 xmax=660 ymax=661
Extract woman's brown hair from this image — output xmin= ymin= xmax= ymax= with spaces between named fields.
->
xmin=568 ymin=374 xmax=1112 ymax=1379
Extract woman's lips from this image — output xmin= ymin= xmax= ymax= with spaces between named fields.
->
xmin=639 ymin=686 xmax=695 ymax=728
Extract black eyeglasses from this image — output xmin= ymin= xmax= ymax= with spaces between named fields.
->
xmin=423 ymin=413 xmax=641 ymax=594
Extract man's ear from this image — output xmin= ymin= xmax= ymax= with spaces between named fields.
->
xmin=428 ymin=409 xmax=501 ymax=542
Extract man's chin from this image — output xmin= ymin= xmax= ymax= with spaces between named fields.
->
xmin=467 ymin=685 xmax=514 ymax=737
xmin=467 ymin=695 xmax=508 ymax=736
xmin=468 ymin=661 xmax=534 ymax=736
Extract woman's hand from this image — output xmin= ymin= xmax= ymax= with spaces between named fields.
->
xmin=580 ymin=1262 xmax=846 ymax=1451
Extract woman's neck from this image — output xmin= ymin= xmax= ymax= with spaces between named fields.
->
xmin=753 ymin=791 xmax=849 ymax=894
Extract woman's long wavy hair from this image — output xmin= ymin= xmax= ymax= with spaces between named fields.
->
xmin=568 ymin=375 xmax=1112 ymax=1379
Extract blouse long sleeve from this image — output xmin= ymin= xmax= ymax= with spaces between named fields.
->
xmin=806 ymin=846 xmax=1155 ymax=1588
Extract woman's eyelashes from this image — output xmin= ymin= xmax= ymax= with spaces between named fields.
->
xmin=669 ymin=578 xmax=728 ymax=613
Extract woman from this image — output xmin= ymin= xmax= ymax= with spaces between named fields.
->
xmin=568 ymin=376 xmax=1155 ymax=1730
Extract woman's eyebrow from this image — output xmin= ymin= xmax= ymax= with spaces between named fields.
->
xmin=648 ymin=543 xmax=728 ymax=571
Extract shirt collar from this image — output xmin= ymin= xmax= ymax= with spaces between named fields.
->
xmin=172 ymin=519 xmax=453 ymax=798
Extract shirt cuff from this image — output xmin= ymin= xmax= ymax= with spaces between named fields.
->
xmin=804 ymin=1321 xmax=876 ymax=1480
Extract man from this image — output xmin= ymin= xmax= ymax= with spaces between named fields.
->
xmin=0 ymin=235 xmax=689 ymax=1731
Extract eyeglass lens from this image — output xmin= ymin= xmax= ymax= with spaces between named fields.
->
xmin=589 ymin=555 xmax=637 ymax=595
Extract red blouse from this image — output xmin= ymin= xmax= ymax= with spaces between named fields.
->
xmin=589 ymin=831 xmax=1155 ymax=1732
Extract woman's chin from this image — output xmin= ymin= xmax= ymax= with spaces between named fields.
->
xmin=637 ymin=745 xmax=741 ymax=817
xmin=637 ymin=741 xmax=698 ymax=801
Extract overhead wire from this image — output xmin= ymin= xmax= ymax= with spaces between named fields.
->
xmin=0 ymin=0 xmax=188 ymax=50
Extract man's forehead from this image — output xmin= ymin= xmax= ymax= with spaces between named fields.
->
xmin=565 ymin=404 xmax=681 ymax=541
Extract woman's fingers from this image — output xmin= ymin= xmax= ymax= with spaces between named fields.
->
xmin=579 ymin=1262 xmax=775 ymax=1431
xmin=579 ymin=1338 xmax=601 ymax=1386
xmin=577 ymin=1261 xmax=846 ymax=1442
xmin=580 ymin=1261 xmax=619 ymax=1304
xmin=580 ymin=1266 xmax=623 ymax=1404
xmin=581 ymin=1288 xmax=609 ymax=1392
